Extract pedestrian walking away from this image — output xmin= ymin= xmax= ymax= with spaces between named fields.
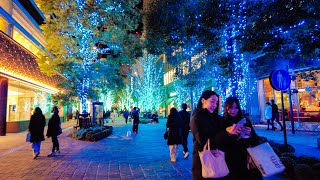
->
xmin=166 ymin=107 xmax=183 ymax=163
xmin=28 ymin=107 xmax=46 ymax=159
xmin=131 ymin=107 xmax=140 ymax=134
xmin=189 ymin=90 xmax=227 ymax=180
xmin=216 ymin=97 xmax=262 ymax=180
xmin=271 ymin=99 xmax=283 ymax=131
xmin=46 ymin=106 xmax=62 ymax=157
xmin=179 ymin=103 xmax=191 ymax=159
xmin=123 ymin=109 xmax=129 ymax=124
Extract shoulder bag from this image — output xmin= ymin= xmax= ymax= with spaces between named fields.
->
xmin=198 ymin=139 xmax=229 ymax=178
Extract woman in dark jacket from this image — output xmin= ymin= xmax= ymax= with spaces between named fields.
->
xmin=216 ymin=97 xmax=262 ymax=180
xmin=190 ymin=90 xmax=243 ymax=180
xmin=28 ymin=107 xmax=46 ymax=159
xmin=166 ymin=107 xmax=183 ymax=163
xmin=46 ymin=106 xmax=61 ymax=157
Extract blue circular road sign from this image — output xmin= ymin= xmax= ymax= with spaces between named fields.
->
xmin=269 ymin=69 xmax=291 ymax=91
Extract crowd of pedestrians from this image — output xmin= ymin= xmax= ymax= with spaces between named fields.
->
xmin=26 ymin=91 xmax=286 ymax=179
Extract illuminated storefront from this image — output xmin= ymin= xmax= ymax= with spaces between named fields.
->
xmin=259 ymin=70 xmax=320 ymax=124
xmin=0 ymin=31 xmax=63 ymax=134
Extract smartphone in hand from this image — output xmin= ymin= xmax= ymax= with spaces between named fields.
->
xmin=237 ymin=118 xmax=247 ymax=126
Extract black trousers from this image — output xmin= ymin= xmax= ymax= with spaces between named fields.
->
xmin=132 ymin=122 xmax=139 ymax=133
xmin=272 ymin=113 xmax=283 ymax=129
xmin=51 ymin=135 xmax=59 ymax=152
xmin=182 ymin=132 xmax=189 ymax=153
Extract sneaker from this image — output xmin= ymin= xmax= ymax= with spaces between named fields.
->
xmin=47 ymin=152 xmax=55 ymax=157
xmin=55 ymin=150 xmax=60 ymax=154
xmin=184 ymin=152 xmax=189 ymax=159
xmin=171 ymin=158 xmax=176 ymax=163
xmin=183 ymin=151 xmax=186 ymax=155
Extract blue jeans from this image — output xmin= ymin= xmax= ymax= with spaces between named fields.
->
xmin=32 ymin=141 xmax=41 ymax=153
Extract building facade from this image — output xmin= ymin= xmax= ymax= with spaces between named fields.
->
xmin=0 ymin=0 xmax=64 ymax=135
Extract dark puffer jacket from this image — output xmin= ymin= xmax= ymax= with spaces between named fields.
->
xmin=46 ymin=114 xmax=61 ymax=137
xmin=28 ymin=113 xmax=46 ymax=142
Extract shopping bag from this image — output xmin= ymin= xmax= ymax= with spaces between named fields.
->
xmin=198 ymin=139 xmax=229 ymax=178
xmin=26 ymin=133 xmax=31 ymax=142
xmin=57 ymin=125 xmax=62 ymax=135
xmin=126 ymin=131 xmax=131 ymax=137
xmin=247 ymin=142 xmax=285 ymax=177
xmin=164 ymin=130 xmax=168 ymax=140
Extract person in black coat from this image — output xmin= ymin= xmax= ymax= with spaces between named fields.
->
xmin=216 ymin=97 xmax=262 ymax=180
xmin=179 ymin=103 xmax=191 ymax=159
xmin=190 ymin=90 xmax=244 ymax=180
xmin=132 ymin=107 xmax=140 ymax=134
xmin=28 ymin=107 xmax=46 ymax=159
xmin=46 ymin=106 xmax=62 ymax=157
xmin=166 ymin=107 xmax=183 ymax=163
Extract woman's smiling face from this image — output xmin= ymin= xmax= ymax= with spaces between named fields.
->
xmin=202 ymin=95 xmax=218 ymax=113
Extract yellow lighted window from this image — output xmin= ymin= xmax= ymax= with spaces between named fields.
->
xmin=0 ymin=16 xmax=9 ymax=33
xmin=12 ymin=29 xmax=43 ymax=57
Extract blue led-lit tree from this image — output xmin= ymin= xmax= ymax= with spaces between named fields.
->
xmin=242 ymin=0 xmax=320 ymax=74
xmin=117 ymin=84 xmax=133 ymax=110
xmin=132 ymin=53 xmax=163 ymax=112
xmin=38 ymin=0 xmax=141 ymax=113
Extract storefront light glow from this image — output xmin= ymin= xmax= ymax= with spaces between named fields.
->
xmin=0 ymin=71 xmax=58 ymax=94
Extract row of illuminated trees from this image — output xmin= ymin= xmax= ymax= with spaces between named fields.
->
xmin=36 ymin=0 xmax=319 ymax=113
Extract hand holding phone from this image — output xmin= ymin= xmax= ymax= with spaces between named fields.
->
xmin=237 ymin=118 xmax=247 ymax=126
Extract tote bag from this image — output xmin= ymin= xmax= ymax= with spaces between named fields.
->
xmin=198 ymin=139 xmax=229 ymax=178
xmin=26 ymin=133 xmax=31 ymax=142
xmin=247 ymin=142 xmax=285 ymax=177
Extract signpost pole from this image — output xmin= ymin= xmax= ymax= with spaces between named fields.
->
xmin=270 ymin=69 xmax=291 ymax=149
xmin=281 ymin=90 xmax=288 ymax=147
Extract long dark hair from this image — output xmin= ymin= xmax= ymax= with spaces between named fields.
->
xmin=196 ymin=90 xmax=219 ymax=115
xmin=168 ymin=107 xmax=178 ymax=118
xmin=34 ymin=107 xmax=43 ymax=115
xmin=224 ymin=97 xmax=242 ymax=119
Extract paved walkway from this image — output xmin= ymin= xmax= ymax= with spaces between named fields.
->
xmin=0 ymin=117 xmax=319 ymax=179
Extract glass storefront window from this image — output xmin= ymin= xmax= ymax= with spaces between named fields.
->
xmin=296 ymin=71 xmax=320 ymax=111
xmin=7 ymin=79 xmax=52 ymax=121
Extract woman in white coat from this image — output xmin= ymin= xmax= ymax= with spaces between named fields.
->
xmin=265 ymin=102 xmax=273 ymax=130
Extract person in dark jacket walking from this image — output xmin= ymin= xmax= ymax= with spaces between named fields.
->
xmin=46 ymin=106 xmax=62 ymax=157
xmin=123 ymin=109 xmax=129 ymax=124
xmin=271 ymin=99 xmax=283 ymax=131
xmin=132 ymin=107 xmax=140 ymax=134
xmin=28 ymin=107 xmax=46 ymax=159
xmin=179 ymin=103 xmax=191 ymax=159
xmin=166 ymin=107 xmax=183 ymax=163
xmin=217 ymin=97 xmax=262 ymax=180
xmin=190 ymin=90 xmax=242 ymax=180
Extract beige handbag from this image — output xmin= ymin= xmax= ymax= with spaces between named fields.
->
xmin=198 ymin=139 xmax=229 ymax=178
